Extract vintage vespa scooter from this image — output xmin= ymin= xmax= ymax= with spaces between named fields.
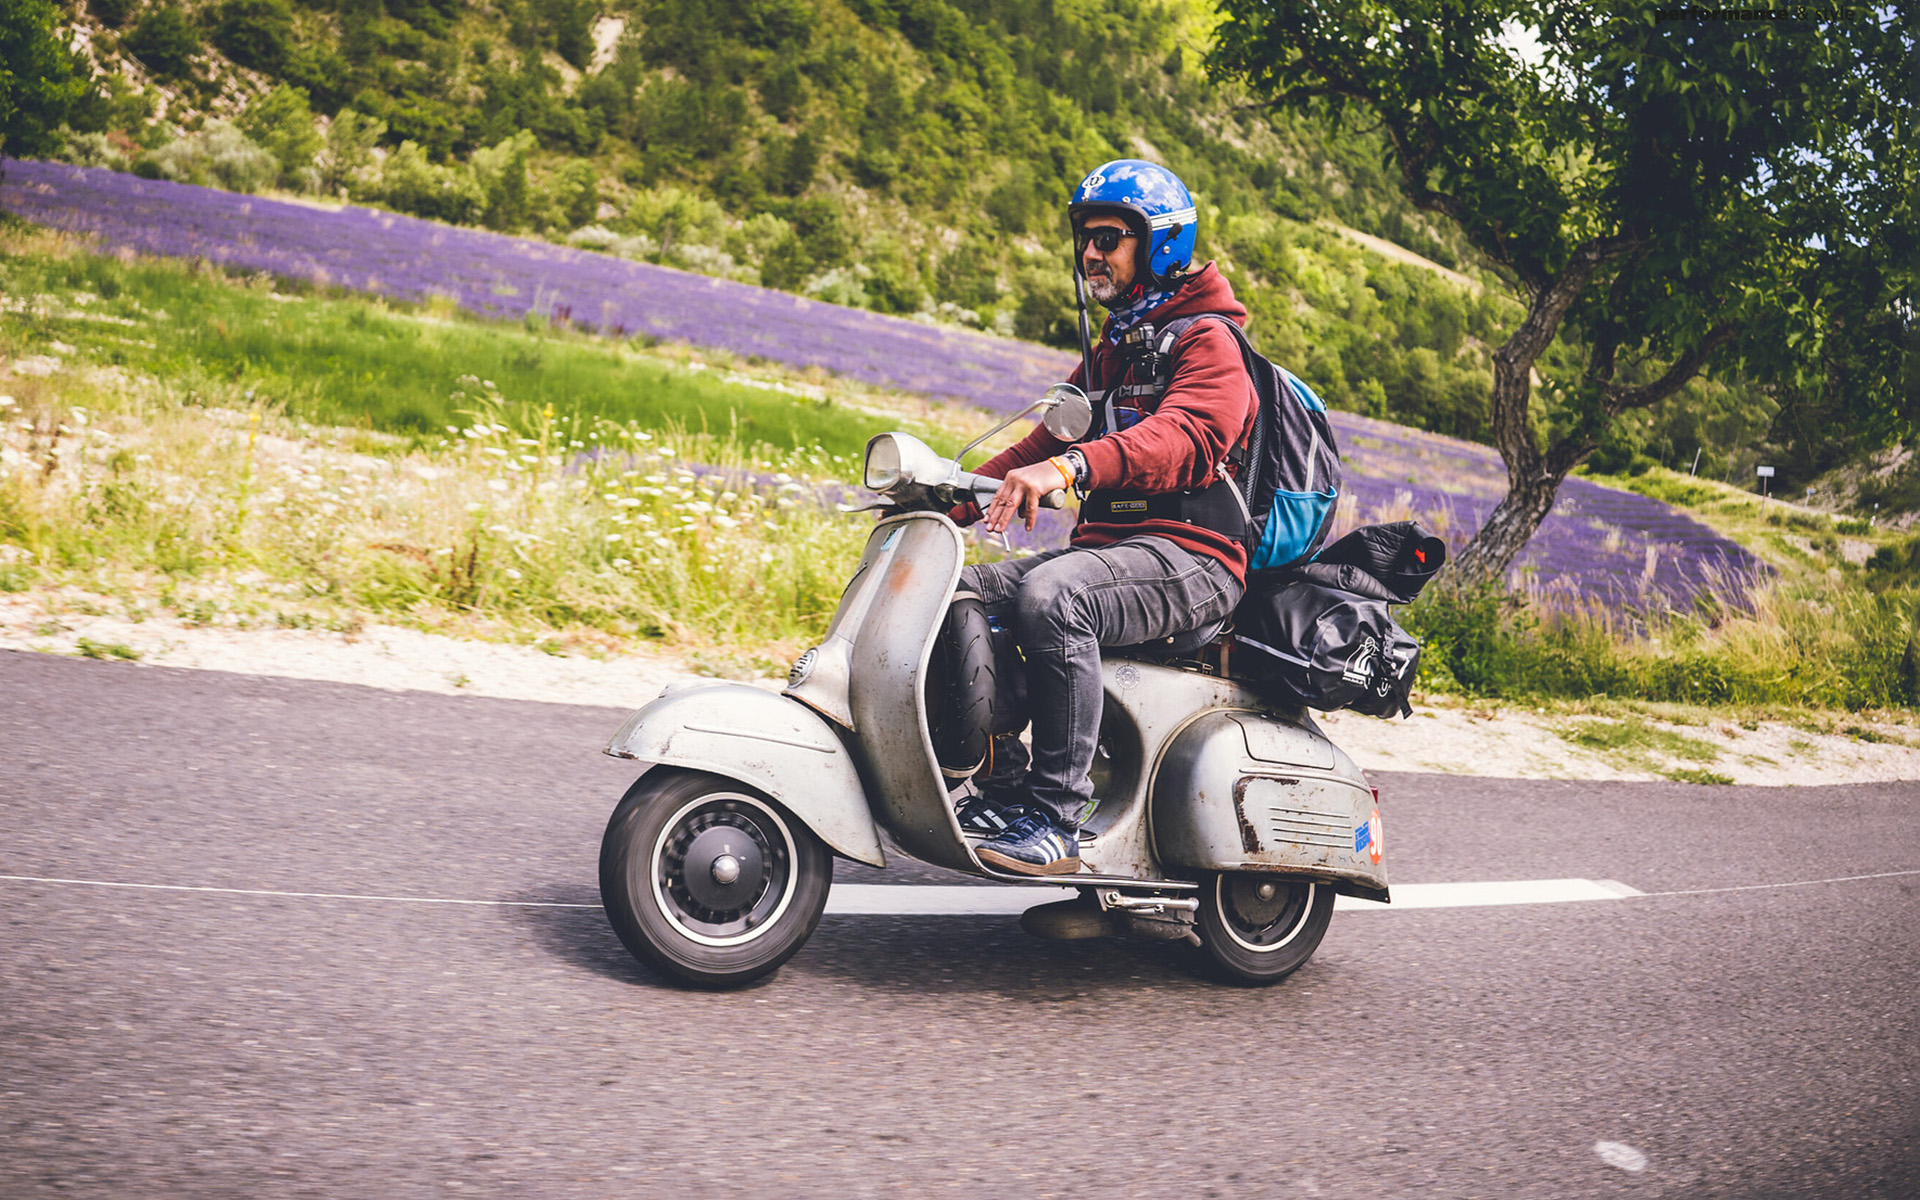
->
xmin=598 ymin=386 xmax=1389 ymax=988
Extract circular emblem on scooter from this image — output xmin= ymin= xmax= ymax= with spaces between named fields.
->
xmin=1116 ymin=664 xmax=1140 ymax=691
xmin=1367 ymin=808 xmax=1383 ymax=864
xmin=787 ymin=647 xmax=818 ymax=688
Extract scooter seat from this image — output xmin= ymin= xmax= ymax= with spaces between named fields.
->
xmin=1106 ymin=617 xmax=1228 ymax=663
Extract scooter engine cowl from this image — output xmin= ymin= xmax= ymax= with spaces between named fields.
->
xmin=1150 ymin=711 xmax=1388 ymax=901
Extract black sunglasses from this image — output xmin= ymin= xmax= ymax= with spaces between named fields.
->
xmin=1076 ymin=227 xmax=1138 ymax=254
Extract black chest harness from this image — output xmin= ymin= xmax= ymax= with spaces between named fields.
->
xmin=1077 ymin=318 xmax=1253 ymax=544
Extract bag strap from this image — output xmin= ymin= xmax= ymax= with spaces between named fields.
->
xmin=1158 ymin=314 xmax=1271 ymax=502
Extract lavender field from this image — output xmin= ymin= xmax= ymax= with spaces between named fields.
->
xmin=2 ymin=159 xmax=1759 ymax=605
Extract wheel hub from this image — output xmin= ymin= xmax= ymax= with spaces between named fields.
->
xmin=680 ymin=825 xmax=767 ymax=911
xmin=1221 ymin=876 xmax=1312 ymax=946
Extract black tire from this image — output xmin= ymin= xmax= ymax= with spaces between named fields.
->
xmin=1195 ymin=873 xmax=1335 ymax=986
xmin=599 ymin=768 xmax=832 ymax=989
xmin=927 ymin=595 xmax=996 ymax=783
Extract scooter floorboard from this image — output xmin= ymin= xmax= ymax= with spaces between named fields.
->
xmin=971 ymin=865 xmax=1199 ymax=891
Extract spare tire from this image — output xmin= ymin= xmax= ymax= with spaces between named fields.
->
xmin=925 ymin=596 xmax=996 ymax=783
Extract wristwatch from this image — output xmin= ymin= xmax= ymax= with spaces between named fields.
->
xmin=1061 ymin=449 xmax=1089 ymax=489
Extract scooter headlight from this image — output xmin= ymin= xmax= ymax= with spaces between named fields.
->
xmin=863 ymin=434 xmax=904 ymax=491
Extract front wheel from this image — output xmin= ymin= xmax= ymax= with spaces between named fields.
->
xmin=1196 ymin=873 xmax=1335 ymax=986
xmin=599 ymin=768 xmax=832 ymax=988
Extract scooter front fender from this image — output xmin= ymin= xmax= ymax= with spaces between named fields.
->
xmin=604 ymin=683 xmax=885 ymax=867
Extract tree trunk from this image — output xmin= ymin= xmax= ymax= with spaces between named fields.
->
xmin=1446 ymin=461 xmax=1569 ymax=590
xmin=1439 ymin=236 xmax=1633 ymax=592
xmin=1445 ymin=304 xmax=1569 ymax=591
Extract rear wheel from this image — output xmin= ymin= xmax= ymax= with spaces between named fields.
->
xmin=1196 ymin=873 xmax=1334 ymax=985
xmin=599 ymin=769 xmax=832 ymax=988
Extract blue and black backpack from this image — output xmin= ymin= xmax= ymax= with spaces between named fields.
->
xmin=1081 ymin=313 xmax=1342 ymax=574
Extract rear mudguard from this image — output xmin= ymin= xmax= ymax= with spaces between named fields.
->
xmin=604 ymin=683 xmax=886 ymax=867
xmin=1151 ymin=710 xmax=1389 ymax=903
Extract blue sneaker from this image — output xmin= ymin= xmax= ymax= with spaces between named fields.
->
xmin=975 ymin=809 xmax=1082 ymax=876
xmin=955 ymin=793 xmax=1013 ymax=839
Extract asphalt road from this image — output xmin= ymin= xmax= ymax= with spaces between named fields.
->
xmin=2 ymin=649 xmax=1916 ymax=1198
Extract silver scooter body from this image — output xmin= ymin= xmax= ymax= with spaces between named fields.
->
xmin=608 ymin=509 xmax=1389 ymax=901
xmin=601 ymin=402 xmax=1387 ymax=986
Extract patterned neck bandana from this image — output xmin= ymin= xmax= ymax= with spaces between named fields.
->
xmin=1102 ymin=284 xmax=1176 ymax=342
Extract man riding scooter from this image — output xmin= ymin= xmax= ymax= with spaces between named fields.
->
xmin=955 ymin=160 xmax=1261 ymax=876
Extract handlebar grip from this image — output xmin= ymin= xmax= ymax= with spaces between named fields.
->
xmin=1039 ymin=488 xmax=1067 ymax=509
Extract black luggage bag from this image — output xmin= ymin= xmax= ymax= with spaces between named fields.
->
xmin=1232 ymin=521 xmax=1446 ymax=719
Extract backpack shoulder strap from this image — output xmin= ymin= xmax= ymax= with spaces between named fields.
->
xmin=1154 ymin=313 xmax=1271 ymax=486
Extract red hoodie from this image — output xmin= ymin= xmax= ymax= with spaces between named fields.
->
xmin=967 ymin=263 xmax=1256 ymax=581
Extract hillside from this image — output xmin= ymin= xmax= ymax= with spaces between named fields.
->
xmin=30 ymin=0 xmax=1853 ymax=503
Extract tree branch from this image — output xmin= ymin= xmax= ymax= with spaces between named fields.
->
xmin=1602 ymin=324 xmax=1740 ymax=412
xmin=1495 ymin=232 xmax=1641 ymax=371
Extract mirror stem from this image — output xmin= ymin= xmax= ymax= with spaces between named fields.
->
xmin=956 ymin=397 xmax=1048 ymax=464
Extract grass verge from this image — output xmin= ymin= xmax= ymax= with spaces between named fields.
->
xmin=0 ymin=225 xmax=961 ymax=458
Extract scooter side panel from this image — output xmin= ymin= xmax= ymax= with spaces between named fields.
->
xmin=1151 ymin=710 xmax=1389 ymax=901
xmin=840 ymin=514 xmax=977 ymax=872
xmin=605 ymin=682 xmax=886 ymax=867
xmin=1083 ymin=662 xmax=1264 ymax=878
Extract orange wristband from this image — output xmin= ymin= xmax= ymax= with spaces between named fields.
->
xmin=1048 ymin=456 xmax=1076 ymax=489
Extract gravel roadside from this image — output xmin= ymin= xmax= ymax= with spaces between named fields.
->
xmin=4 ymin=594 xmax=1915 ymax=786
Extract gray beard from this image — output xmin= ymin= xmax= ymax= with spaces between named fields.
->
xmin=1085 ymin=271 xmax=1126 ymax=306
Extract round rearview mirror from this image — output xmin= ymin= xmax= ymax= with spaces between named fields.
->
xmin=1040 ymin=383 xmax=1093 ymax=442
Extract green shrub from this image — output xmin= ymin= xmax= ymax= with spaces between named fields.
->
xmin=123 ymin=6 xmax=201 ymax=79
xmin=1866 ymin=537 xmax=1920 ymax=587
xmin=238 ymin=84 xmax=321 ymax=187
xmin=545 ymin=158 xmax=599 ymax=230
xmin=209 ymin=0 xmax=295 ymax=73
xmin=317 ymin=108 xmax=385 ymax=194
xmin=378 ymin=140 xmax=485 ymax=224
xmin=91 ymin=0 xmax=141 ymax=29
xmin=1405 ymin=583 xmax=1920 ymax=711
xmin=142 ymin=121 xmax=278 ymax=192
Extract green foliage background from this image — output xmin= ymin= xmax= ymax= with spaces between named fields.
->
xmin=43 ymin=0 xmax=1821 ymax=491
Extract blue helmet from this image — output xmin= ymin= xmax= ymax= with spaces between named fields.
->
xmin=1069 ymin=159 xmax=1198 ymax=293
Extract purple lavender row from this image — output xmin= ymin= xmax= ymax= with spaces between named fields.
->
xmin=0 ymin=160 xmax=1069 ymax=407
xmin=1 ymin=158 xmax=1760 ymax=603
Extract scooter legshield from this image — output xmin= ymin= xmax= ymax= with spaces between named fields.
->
xmin=786 ymin=514 xmax=977 ymax=873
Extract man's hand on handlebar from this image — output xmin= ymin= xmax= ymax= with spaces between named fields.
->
xmin=982 ymin=461 xmax=1068 ymax=534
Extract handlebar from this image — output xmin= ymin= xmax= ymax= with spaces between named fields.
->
xmin=956 ymin=471 xmax=1068 ymax=509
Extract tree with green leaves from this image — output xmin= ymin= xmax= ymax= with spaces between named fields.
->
xmin=1212 ymin=2 xmax=1915 ymax=588
xmin=0 ymin=0 xmax=88 ymax=160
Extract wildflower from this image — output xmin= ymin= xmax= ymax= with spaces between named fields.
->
xmin=605 ymin=533 xmax=623 ymax=543
xmin=611 ymin=558 xmax=631 ymax=569
xmin=487 ymin=480 xmax=508 ymax=492
xmin=503 ymin=568 xmax=523 ymax=580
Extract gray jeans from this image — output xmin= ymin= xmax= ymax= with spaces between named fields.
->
xmin=957 ymin=535 xmax=1241 ymax=827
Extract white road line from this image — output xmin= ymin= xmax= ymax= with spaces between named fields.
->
xmin=0 ymin=874 xmax=598 ymax=909
xmin=0 ymin=873 xmax=1638 ymax=914
xmin=1637 ymin=867 xmax=1920 ymax=897
xmin=826 ymin=879 xmax=1645 ymax=915
xmin=0 ymin=870 xmax=1912 ymax=916
xmin=1335 ymin=878 xmax=1643 ymax=911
